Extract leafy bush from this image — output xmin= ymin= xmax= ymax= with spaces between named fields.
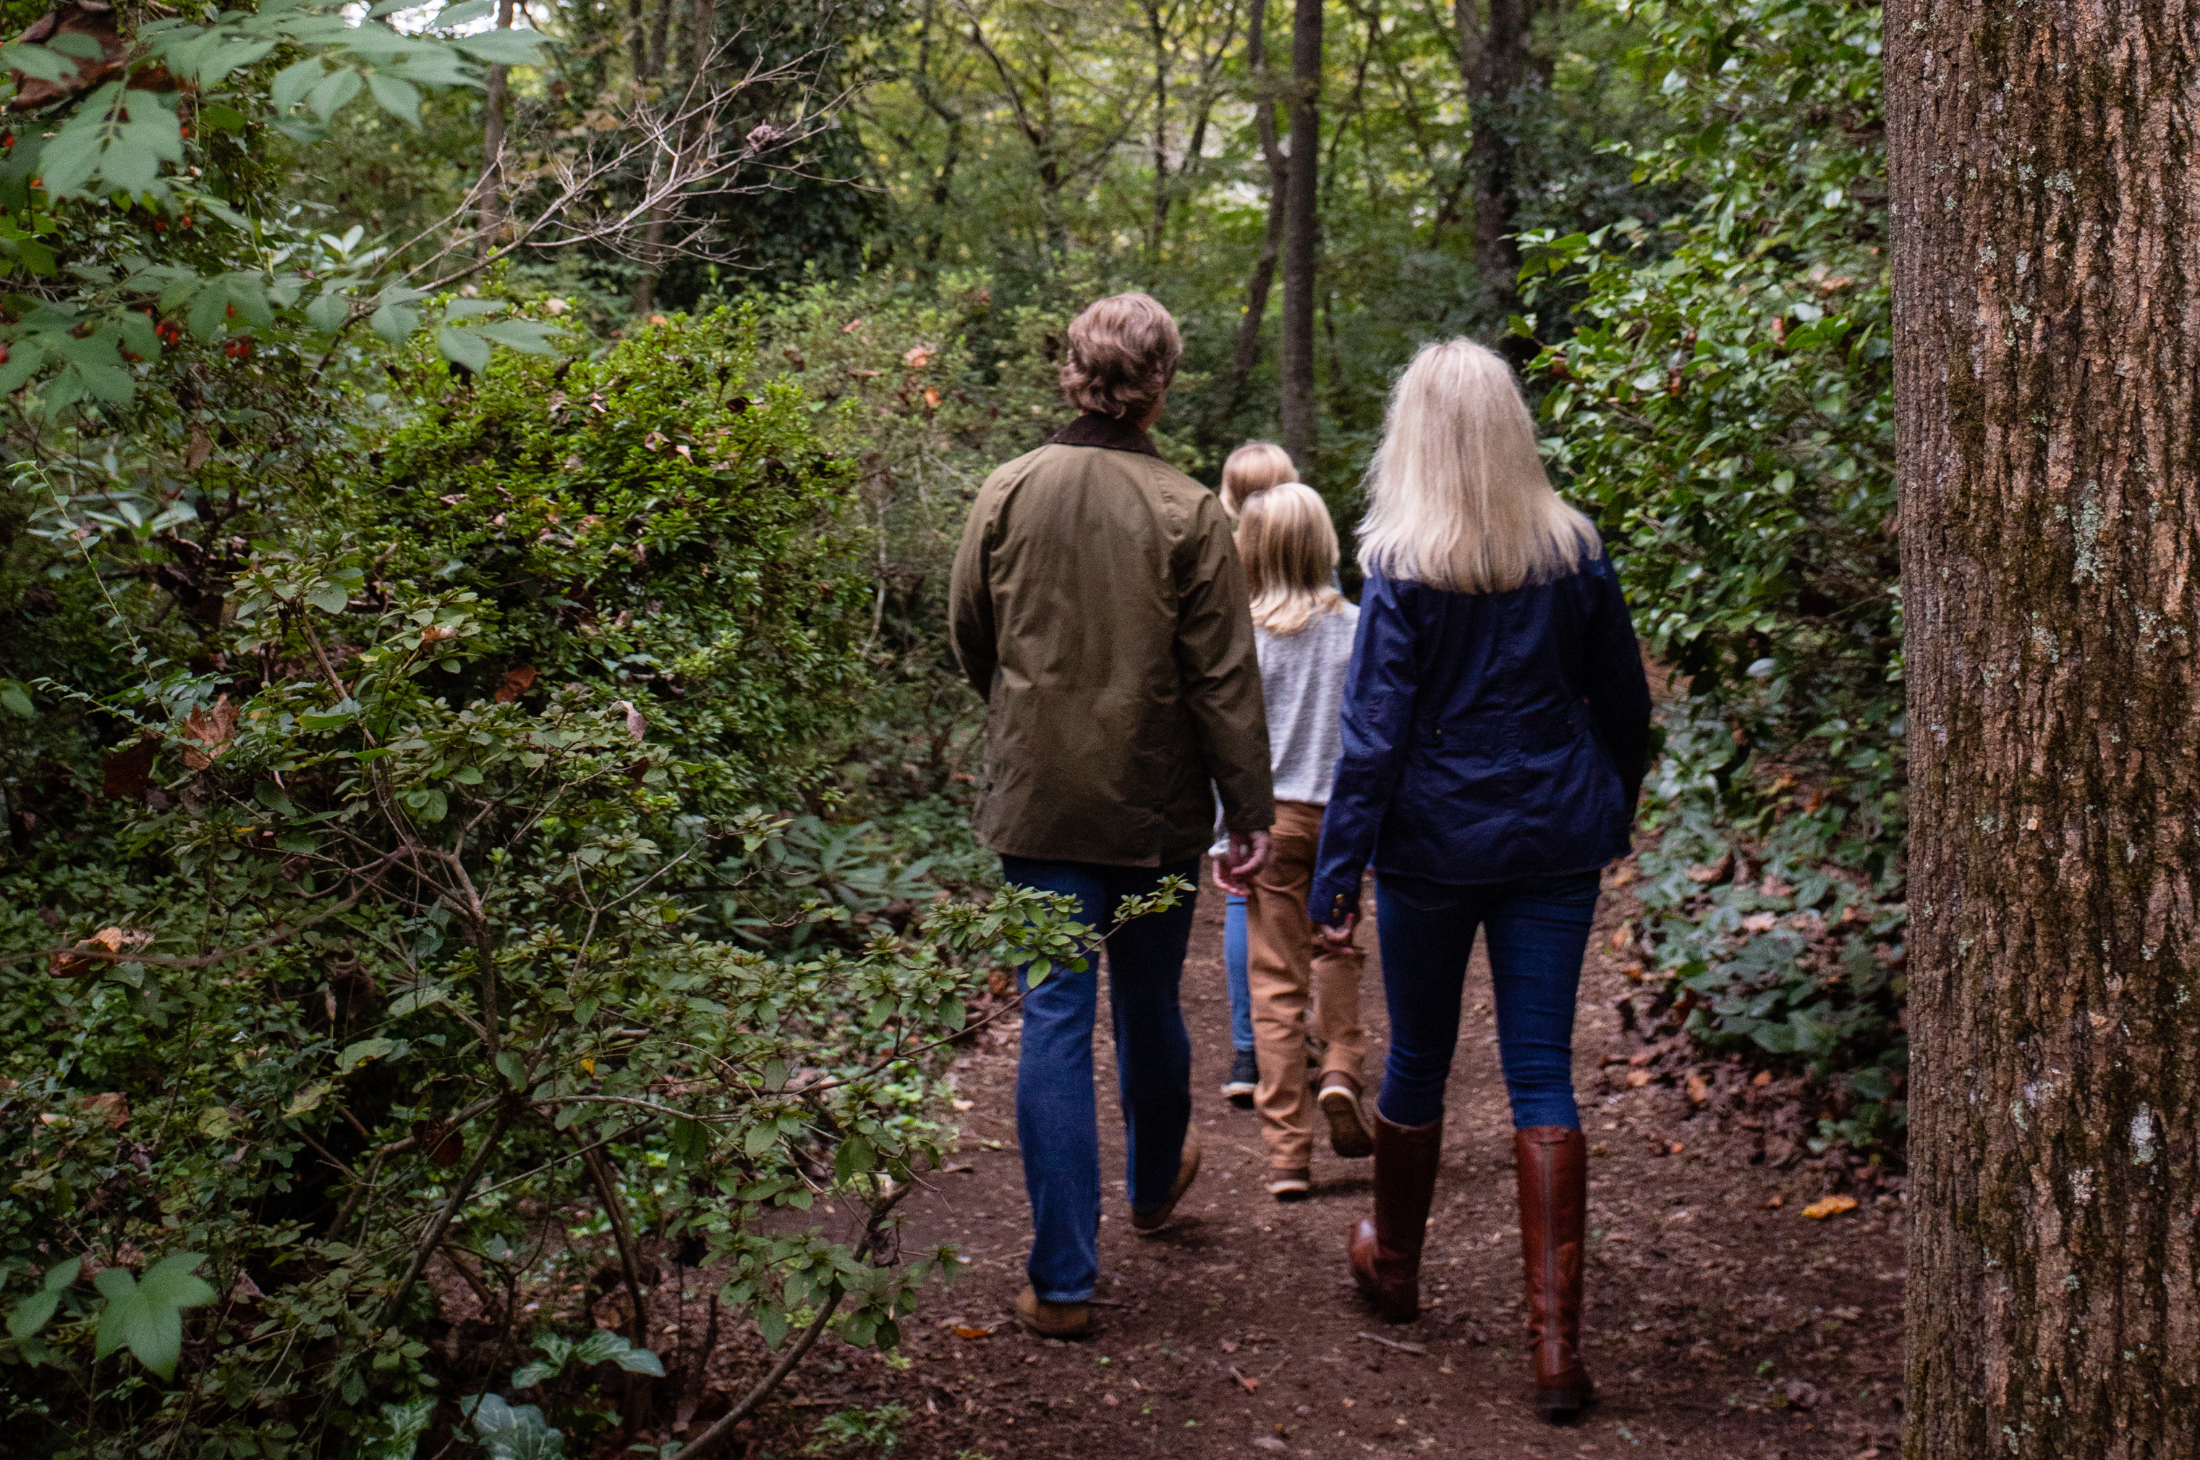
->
xmin=0 ymin=316 xmax=1132 ymax=1456
xmin=1519 ymin=0 xmax=1905 ymax=1145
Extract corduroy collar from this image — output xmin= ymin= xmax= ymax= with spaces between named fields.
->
xmin=1048 ymin=410 xmax=1161 ymax=458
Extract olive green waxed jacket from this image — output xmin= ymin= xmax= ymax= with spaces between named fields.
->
xmin=949 ymin=415 xmax=1275 ymax=866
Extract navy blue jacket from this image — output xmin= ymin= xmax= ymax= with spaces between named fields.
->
xmin=1307 ymin=553 xmax=1653 ymax=924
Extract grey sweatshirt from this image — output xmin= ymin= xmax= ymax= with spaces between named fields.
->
xmin=1256 ymin=601 xmax=1359 ymax=806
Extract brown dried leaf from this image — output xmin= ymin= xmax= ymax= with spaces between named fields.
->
xmin=77 ymin=1091 xmax=129 ymax=1128
xmin=1685 ymin=1074 xmax=1710 ymax=1104
xmin=1625 ymin=1068 xmax=1653 ymax=1088
xmin=1802 ymin=1194 xmax=1859 ymax=1220
xmin=179 ymin=695 xmax=237 ymax=771
xmin=903 ymin=344 xmax=935 ymax=369
xmin=493 ymin=664 xmax=538 ymax=703
xmin=952 ymin=1325 xmax=992 ymax=1340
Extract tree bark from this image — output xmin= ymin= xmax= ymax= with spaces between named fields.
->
xmin=1278 ymin=0 xmax=1321 ymax=478
xmin=1228 ymin=0 xmax=1287 ymax=414
xmin=1888 ymin=4 xmax=2200 ymax=1457
xmin=1463 ymin=0 xmax=1532 ymax=308
xmin=475 ymin=0 xmax=518 ymax=261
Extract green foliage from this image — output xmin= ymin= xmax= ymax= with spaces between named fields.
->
xmin=805 ymin=1402 xmax=910 ymax=1456
xmin=0 ymin=0 xmax=556 ymax=409
xmin=1518 ymin=1 xmax=1904 ymax=1144
xmin=1633 ymin=704 xmax=1907 ymax=1144
xmin=0 ymin=311 xmax=1160 ymax=1454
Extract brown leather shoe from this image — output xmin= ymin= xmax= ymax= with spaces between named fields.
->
xmin=1319 ymin=1073 xmax=1374 ymax=1159
xmin=1130 ymin=1131 xmax=1202 ymax=1235
xmin=1516 ymin=1126 xmax=1594 ymax=1418
xmin=1346 ymin=1111 xmax=1443 ymax=1323
xmin=1015 ymin=1285 xmax=1094 ymax=1340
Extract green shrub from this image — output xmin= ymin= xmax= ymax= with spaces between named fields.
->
xmin=0 ymin=316 xmax=1121 ymax=1456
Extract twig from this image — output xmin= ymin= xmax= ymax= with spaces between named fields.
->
xmin=1355 ymin=1330 xmax=1428 ymax=1355
xmin=668 ymin=1293 xmax=844 ymax=1460
xmin=378 ymin=1100 xmax=520 ymax=1322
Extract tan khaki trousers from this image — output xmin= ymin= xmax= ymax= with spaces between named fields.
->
xmin=1248 ymin=799 xmax=1368 ymax=1171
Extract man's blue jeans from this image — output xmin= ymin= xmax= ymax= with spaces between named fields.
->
xmin=1372 ymin=869 xmax=1602 ymax=1131
xmin=1224 ymin=890 xmax=1254 ymax=1052
xmin=1000 ymin=855 xmax=1201 ymax=1304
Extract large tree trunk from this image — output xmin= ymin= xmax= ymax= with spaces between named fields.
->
xmin=1888 ymin=4 xmax=2200 ymax=1457
xmin=1278 ymin=0 xmax=1321 ymax=478
xmin=1227 ymin=0 xmax=1287 ymax=415
xmin=1462 ymin=0 xmax=1532 ymax=309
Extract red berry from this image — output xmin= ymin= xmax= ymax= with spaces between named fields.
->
xmin=224 ymin=336 xmax=253 ymax=360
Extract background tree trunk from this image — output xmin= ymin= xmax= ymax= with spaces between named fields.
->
xmin=1465 ymin=0 xmax=1532 ymax=310
xmin=1278 ymin=0 xmax=1321 ymax=478
xmin=475 ymin=0 xmax=517 ymax=260
xmin=1888 ymin=4 xmax=2200 ymax=1457
xmin=1227 ymin=0 xmax=1287 ymax=416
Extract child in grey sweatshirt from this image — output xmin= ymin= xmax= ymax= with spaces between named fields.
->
xmin=1211 ymin=481 xmax=1371 ymax=1197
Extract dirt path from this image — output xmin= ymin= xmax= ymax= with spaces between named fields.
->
xmin=724 ymin=855 xmax=1907 ymax=1459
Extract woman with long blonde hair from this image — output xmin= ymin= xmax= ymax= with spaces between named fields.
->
xmin=1308 ymin=339 xmax=1651 ymax=1419
xmin=1211 ymin=483 xmax=1373 ymax=1198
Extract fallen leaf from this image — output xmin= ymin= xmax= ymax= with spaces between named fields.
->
xmin=1760 ymin=874 xmax=1794 ymax=898
xmin=179 ymin=696 xmax=238 ymax=771
xmin=1230 ymin=1365 xmax=1258 ymax=1392
xmin=1251 ymin=1439 xmax=1288 ymax=1453
xmin=1686 ymin=1074 xmax=1710 ymax=1104
xmin=950 ymin=1098 xmax=974 ymax=1112
xmin=1762 ymin=1193 xmax=1785 ymax=1209
xmin=1752 ymin=1069 xmax=1774 ymax=1088
xmin=1218 ymin=1339 xmax=1238 ymax=1354
xmin=1684 ymin=853 xmax=1731 ymax=884
xmin=903 ymin=344 xmax=935 ymax=369
xmin=1741 ymin=911 xmax=1779 ymax=933
xmin=924 ymin=386 xmax=942 ymax=409
xmin=953 ymin=1325 xmax=992 ymax=1340
xmin=1625 ymin=1068 xmax=1653 ymax=1088
xmin=493 ymin=665 xmax=538 ymax=703
xmin=77 ymin=1091 xmax=129 ymax=1129
xmin=842 ymin=317 xmax=865 ymax=333
xmin=1803 ymin=1194 xmax=1859 ymax=1220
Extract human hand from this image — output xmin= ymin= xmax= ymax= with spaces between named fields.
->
xmin=1214 ymin=829 xmax=1270 ymax=896
xmin=1315 ymin=911 xmax=1358 ymax=951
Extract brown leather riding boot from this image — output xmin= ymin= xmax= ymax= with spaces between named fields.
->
xmin=1515 ymin=1126 xmax=1594 ymax=1417
xmin=1347 ymin=1111 xmax=1443 ymax=1323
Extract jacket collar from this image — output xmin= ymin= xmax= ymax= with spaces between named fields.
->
xmin=1048 ymin=411 xmax=1161 ymax=459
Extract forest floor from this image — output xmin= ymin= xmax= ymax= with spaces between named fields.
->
xmin=679 ymin=851 xmax=1909 ymax=1460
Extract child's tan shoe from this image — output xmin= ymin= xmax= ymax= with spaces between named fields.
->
xmin=1015 ymin=1285 xmax=1095 ymax=1339
xmin=1320 ymin=1074 xmax=1374 ymax=1158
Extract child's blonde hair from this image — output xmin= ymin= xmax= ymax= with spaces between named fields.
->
xmin=1357 ymin=339 xmax=1600 ymax=593
xmin=1220 ymin=440 xmax=1298 ymax=516
xmin=1238 ymin=482 xmax=1348 ymax=635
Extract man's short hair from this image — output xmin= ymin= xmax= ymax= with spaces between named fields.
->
xmin=1060 ymin=292 xmax=1183 ymax=420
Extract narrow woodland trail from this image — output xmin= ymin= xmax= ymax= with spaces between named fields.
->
xmin=719 ymin=851 xmax=1908 ymax=1459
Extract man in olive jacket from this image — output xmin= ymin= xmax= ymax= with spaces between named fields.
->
xmin=950 ymin=292 xmax=1274 ymax=1339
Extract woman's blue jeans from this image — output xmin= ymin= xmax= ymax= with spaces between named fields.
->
xmin=1000 ymin=855 xmax=1201 ymax=1304
xmin=1373 ymin=869 xmax=1601 ymax=1131
xmin=1224 ymin=891 xmax=1254 ymax=1052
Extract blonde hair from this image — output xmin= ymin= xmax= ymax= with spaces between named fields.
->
xmin=1219 ymin=440 xmax=1297 ymax=516
xmin=1059 ymin=292 xmax=1182 ymax=420
xmin=1238 ymin=482 xmax=1348 ymax=635
xmin=1357 ymin=338 xmax=1600 ymax=593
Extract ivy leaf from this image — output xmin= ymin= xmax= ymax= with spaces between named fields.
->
xmin=463 ymin=1394 xmax=566 ymax=1460
xmin=92 ymin=1254 xmax=215 ymax=1381
xmin=570 ymin=1329 xmax=665 ymax=1375
xmin=0 ymin=680 xmax=33 ymax=718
